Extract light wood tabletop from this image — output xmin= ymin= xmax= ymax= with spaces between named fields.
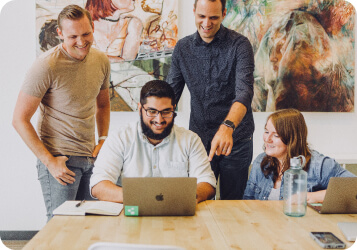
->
xmin=23 ymin=201 xmax=226 ymax=250
xmin=206 ymin=200 xmax=357 ymax=250
xmin=23 ymin=201 xmax=356 ymax=250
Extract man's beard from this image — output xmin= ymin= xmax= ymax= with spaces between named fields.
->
xmin=140 ymin=110 xmax=174 ymax=141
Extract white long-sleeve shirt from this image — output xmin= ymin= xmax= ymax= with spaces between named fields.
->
xmin=90 ymin=122 xmax=216 ymax=193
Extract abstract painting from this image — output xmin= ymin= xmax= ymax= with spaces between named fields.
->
xmin=36 ymin=0 xmax=178 ymax=111
xmin=224 ymin=0 xmax=355 ymax=112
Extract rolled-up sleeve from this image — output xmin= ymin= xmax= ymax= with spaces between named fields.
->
xmin=232 ymin=37 xmax=255 ymax=109
xmin=90 ymin=132 xmax=124 ymax=195
xmin=167 ymin=44 xmax=186 ymax=105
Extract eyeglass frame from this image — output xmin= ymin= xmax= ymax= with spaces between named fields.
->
xmin=141 ymin=106 xmax=176 ymax=118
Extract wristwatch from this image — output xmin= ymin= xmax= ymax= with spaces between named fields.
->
xmin=98 ymin=136 xmax=107 ymax=143
xmin=222 ymin=120 xmax=236 ymax=131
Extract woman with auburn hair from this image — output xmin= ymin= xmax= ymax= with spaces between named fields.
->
xmin=85 ymin=0 xmax=143 ymax=62
xmin=243 ymin=109 xmax=355 ymax=202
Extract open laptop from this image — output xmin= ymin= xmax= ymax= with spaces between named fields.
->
xmin=122 ymin=177 xmax=197 ymax=216
xmin=308 ymin=177 xmax=357 ymax=214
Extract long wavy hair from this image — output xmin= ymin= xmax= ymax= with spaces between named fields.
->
xmin=85 ymin=0 xmax=118 ymax=21
xmin=261 ymin=109 xmax=311 ymax=182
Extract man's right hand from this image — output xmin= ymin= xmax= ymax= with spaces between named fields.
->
xmin=47 ymin=156 xmax=76 ymax=186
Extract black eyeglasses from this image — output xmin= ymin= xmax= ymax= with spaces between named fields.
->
xmin=142 ymin=107 xmax=175 ymax=118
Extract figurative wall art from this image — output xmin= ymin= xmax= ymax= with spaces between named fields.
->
xmin=224 ymin=0 xmax=355 ymax=112
xmin=36 ymin=0 xmax=178 ymax=111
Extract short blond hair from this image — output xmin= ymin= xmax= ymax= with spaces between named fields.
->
xmin=57 ymin=5 xmax=93 ymax=30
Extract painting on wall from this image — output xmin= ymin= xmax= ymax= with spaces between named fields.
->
xmin=36 ymin=0 xmax=178 ymax=111
xmin=224 ymin=0 xmax=355 ymax=112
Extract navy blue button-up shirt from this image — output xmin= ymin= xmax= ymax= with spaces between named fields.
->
xmin=167 ymin=25 xmax=255 ymax=147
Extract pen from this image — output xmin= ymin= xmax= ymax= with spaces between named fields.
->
xmin=76 ymin=200 xmax=85 ymax=207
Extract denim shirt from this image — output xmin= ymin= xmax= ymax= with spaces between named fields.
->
xmin=243 ymin=150 xmax=355 ymax=200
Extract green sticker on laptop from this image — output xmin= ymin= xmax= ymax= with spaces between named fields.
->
xmin=125 ymin=206 xmax=139 ymax=216
xmin=310 ymin=203 xmax=323 ymax=206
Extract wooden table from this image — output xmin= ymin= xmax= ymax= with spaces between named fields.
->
xmin=23 ymin=201 xmax=357 ymax=250
xmin=206 ymin=200 xmax=357 ymax=249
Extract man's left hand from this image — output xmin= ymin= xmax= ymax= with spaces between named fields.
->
xmin=208 ymin=125 xmax=234 ymax=161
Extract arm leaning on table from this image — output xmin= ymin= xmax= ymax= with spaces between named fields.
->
xmin=92 ymin=180 xmax=123 ymax=203
xmin=306 ymin=153 xmax=356 ymax=203
xmin=90 ymin=128 xmax=126 ymax=203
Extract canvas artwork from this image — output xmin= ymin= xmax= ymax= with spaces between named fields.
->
xmin=224 ymin=0 xmax=355 ymax=112
xmin=36 ymin=0 xmax=178 ymax=111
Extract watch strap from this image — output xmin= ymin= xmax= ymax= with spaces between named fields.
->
xmin=98 ymin=136 xmax=108 ymax=142
xmin=222 ymin=120 xmax=236 ymax=130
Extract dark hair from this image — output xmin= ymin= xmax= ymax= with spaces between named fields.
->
xmin=261 ymin=109 xmax=311 ymax=182
xmin=57 ymin=5 xmax=93 ymax=30
xmin=194 ymin=0 xmax=226 ymax=14
xmin=85 ymin=0 xmax=118 ymax=21
xmin=140 ymin=80 xmax=176 ymax=106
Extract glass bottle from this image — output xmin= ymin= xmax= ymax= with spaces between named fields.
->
xmin=283 ymin=155 xmax=307 ymax=217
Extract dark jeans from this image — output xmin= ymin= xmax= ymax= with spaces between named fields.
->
xmin=36 ymin=156 xmax=95 ymax=221
xmin=208 ymin=136 xmax=253 ymax=200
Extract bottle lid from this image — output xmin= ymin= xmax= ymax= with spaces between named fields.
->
xmin=290 ymin=157 xmax=301 ymax=166
xmin=290 ymin=155 xmax=306 ymax=168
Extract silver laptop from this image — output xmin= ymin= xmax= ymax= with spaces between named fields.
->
xmin=308 ymin=177 xmax=357 ymax=214
xmin=338 ymin=222 xmax=357 ymax=241
xmin=122 ymin=177 xmax=197 ymax=216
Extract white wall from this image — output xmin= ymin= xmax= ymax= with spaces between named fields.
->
xmin=1 ymin=0 xmax=357 ymax=230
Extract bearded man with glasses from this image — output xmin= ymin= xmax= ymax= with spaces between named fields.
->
xmin=90 ymin=80 xmax=216 ymax=204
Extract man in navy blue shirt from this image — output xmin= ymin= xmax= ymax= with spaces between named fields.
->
xmin=167 ymin=0 xmax=255 ymax=200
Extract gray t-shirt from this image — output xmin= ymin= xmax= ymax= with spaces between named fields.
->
xmin=21 ymin=44 xmax=110 ymax=156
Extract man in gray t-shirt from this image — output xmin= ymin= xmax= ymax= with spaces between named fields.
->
xmin=12 ymin=5 xmax=110 ymax=220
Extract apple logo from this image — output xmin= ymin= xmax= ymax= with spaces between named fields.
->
xmin=156 ymin=193 xmax=164 ymax=201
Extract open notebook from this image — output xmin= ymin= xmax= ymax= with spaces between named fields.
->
xmin=53 ymin=200 xmax=123 ymax=216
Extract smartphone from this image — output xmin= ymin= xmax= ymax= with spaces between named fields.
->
xmin=310 ymin=232 xmax=346 ymax=249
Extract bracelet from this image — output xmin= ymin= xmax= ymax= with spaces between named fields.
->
xmin=98 ymin=136 xmax=108 ymax=142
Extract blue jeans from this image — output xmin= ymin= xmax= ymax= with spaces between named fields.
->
xmin=208 ymin=136 xmax=253 ymax=200
xmin=36 ymin=156 xmax=95 ymax=221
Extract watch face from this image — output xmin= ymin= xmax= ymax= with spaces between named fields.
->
xmin=223 ymin=120 xmax=235 ymax=129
